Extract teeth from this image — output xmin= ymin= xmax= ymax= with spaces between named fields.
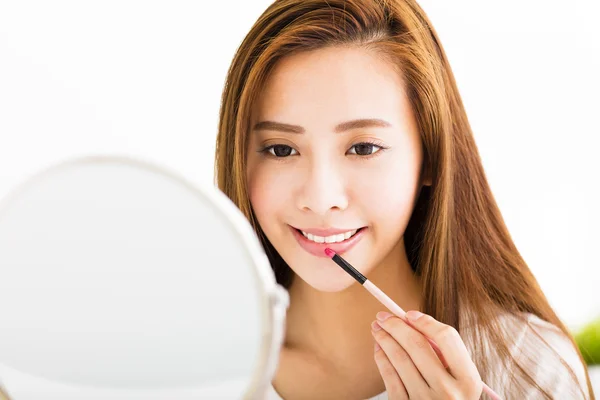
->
xmin=301 ymin=229 xmax=358 ymax=244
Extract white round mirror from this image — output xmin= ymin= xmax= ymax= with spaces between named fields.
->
xmin=0 ymin=156 xmax=288 ymax=399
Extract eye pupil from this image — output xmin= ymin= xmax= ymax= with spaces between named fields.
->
xmin=273 ymin=145 xmax=292 ymax=157
xmin=354 ymin=144 xmax=373 ymax=156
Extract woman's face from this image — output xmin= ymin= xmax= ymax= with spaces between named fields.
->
xmin=246 ymin=46 xmax=426 ymax=292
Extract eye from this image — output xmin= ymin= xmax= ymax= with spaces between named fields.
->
xmin=347 ymin=142 xmax=384 ymax=156
xmin=264 ymin=144 xmax=298 ymax=157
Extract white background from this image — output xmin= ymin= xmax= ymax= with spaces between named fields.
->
xmin=0 ymin=1 xmax=599 ymax=331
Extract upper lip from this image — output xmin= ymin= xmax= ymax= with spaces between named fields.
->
xmin=292 ymin=226 xmax=363 ymax=236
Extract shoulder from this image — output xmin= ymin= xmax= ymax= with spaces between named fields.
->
xmin=265 ymin=383 xmax=389 ymax=400
xmin=265 ymin=383 xmax=283 ymax=400
xmin=496 ymin=312 xmax=590 ymax=399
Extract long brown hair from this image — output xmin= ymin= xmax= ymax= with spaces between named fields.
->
xmin=214 ymin=0 xmax=594 ymax=397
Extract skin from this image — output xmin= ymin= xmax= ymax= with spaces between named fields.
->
xmin=246 ymin=46 xmax=481 ymax=399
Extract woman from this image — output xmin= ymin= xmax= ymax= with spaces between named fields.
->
xmin=215 ymin=0 xmax=594 ymax=398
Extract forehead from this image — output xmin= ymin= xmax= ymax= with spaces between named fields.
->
xmin=255 ymin=46 xmax=412 ymax=127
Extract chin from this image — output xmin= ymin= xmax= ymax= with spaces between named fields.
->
xmin=273 ymin=233 xmax=376 ymax=292
xmin=286 ymin=257 xmax=362 ymax=292
xmin=297 ymin=272 xmax=358 ymax=292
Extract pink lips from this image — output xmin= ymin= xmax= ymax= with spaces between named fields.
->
xmin=290 ymin=226 xmax=366 ymax=257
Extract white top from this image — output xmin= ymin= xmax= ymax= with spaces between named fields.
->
xmin=266 ymin=313 xmax=592 ymax=400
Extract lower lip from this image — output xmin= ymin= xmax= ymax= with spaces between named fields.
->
xmin=290 ymin=226 xmax=367 ymax=258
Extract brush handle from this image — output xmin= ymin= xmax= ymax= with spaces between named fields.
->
xmin=363 ymin=280 xmax=502 ymax=400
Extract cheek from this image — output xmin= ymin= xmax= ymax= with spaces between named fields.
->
xmin=351 ymin=155 xmax=422 ymax=227
xmin=246 ymin=162 xmax=289 ymax=227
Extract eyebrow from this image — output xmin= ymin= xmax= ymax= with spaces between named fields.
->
xmin=252 ymin=118 xmax=392 ymax=134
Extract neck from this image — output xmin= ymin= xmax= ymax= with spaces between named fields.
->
xmin=284 ymin=239 xmax=423 ymax=369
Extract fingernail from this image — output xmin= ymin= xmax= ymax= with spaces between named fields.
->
xmin=376 ymin=311 xmax=393 ymax=322
xmin=374 ymin=342 xmax=381 ymax=352
xmin=371 ymin=320 xmax=382 ymax=331
xmin=406 ymin=310 xmax=424 ymax=321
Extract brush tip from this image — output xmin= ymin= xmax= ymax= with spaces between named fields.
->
xmin=324 ymin=248 xmax=335 ymax=258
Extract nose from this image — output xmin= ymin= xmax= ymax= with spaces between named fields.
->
xmin=295 ymin=159 xmax=349 ymax=216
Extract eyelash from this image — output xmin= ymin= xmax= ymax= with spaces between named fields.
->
xmin=258 ymin=140 xmax=389 ymax=161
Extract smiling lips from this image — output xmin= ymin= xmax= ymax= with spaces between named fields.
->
xmin=290 ymin=226 xmax=366 ymax=257
xmin=299 ymin=228 xmax=359 ymax=243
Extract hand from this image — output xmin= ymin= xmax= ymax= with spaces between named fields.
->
xmin=371 ymin=310 xmax=483 ymax=399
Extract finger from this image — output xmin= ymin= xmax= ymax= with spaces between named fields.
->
xmin=404 ymin=310 xmax=480 ymax=381
xmin=377 ymin=311 xmax=449 ymax=367
xmin=373 ymin=340 xmax=409 ymax=400
xmin=376 ymin=313 xmax=454 ymax=391
xmin=372 ymin=321 xmax=429 ymax=399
